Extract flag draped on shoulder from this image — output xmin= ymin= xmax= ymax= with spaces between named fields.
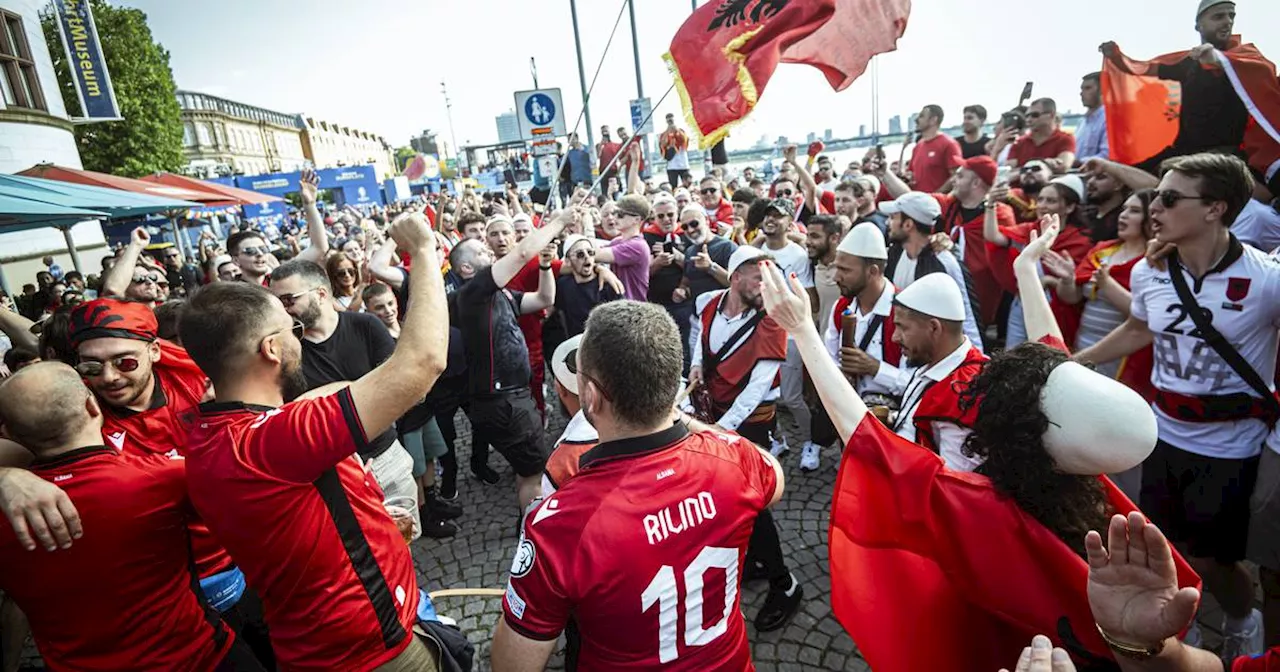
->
xmin=829 ymin=416 xmax=1199 ymax=672
xmin=664 ymin=0 xmax=912 ymax=149
xmin=1102 ymin=38 xmax=1280 ymax=186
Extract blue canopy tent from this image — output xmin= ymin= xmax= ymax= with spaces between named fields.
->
xmin=0 ymin=174 xmax=199 ymax=293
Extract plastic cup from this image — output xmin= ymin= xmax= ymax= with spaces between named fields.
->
xmin=384 ymin=495 xmax=418 ymax=544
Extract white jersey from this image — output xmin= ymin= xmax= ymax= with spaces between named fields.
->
xmin=1231 ymin=199 xmax=1280 ymax=255
xmin=1129 ymin=238 xmax=1280 ymax=458
xmin=764 ymin=241 xmax=815 ymax=289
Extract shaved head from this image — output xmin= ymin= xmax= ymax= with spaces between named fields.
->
xmin=0 ymin=362 xmax=100 ymax=453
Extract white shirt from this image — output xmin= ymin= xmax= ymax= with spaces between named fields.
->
xmin=818 ymin=178 xmax=841 ymax=193
xmin=1231 ymin=199 xmax=1280 ymax=255
xmin=541 ymin=411 xmax=599 ymax=497
xmin=764 ymin=241 xmax=815 ymax=289
xmin=813 ymin=261 xmax=841 ymax=333
xmin=894 ymin=250 xmax=986 ymax=354
xmin=688 ymin=290 xmax=782 ymax=430
xmin=667 ymin=148 xmax=690 ymax=171
xmin=1129 ymin=240 xmax=1280 ymax=458
xmin=821 ymin=282 xmax=909 ymax=397
xmin=891 ymin=338 xmax=981 ymax=472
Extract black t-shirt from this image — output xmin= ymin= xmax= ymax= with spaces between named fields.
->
xmin=644 ymin=230 xmax=691 ymax=304
xmin=955 ymin=135 xmax=991 ymax=159
xmin=683 ymin=236 xmax=738 ymax=301
xmin=1159 ymin=57 xmax=1248 ymax=152
xmin=300 ymin=311 xmax=397 ymax=458
xmin=456 ymin=266 xmax=530 ymax=395
xmin=555 ymin=275 xmax=622 ymax=337
xmin=1085 ymin=205 xmax=1122 ymax=243
xmin=855 ymin=211 xmax=890 ymax=239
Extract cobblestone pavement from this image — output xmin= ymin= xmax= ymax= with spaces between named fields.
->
xmin=415 ymin=407 xmax=870 ymax=672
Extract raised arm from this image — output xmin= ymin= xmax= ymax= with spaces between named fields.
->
xmin=785 ymin=146 xmax=820 ymax=214
xmin=759 ymin=260 xmax=868 ymax=444
xmin=984 ymin=187 xmax=1012 ymax=248
xmin=875 ymin=160 xmax=911 ymax=199
xmin=102 ymin=227 xmax=150 ymax=298
xmin=1083 ymin=157 xmax=1159 ymax=192
xmin=346 ymin=214 xmax=448 ymax=436
xmin=491 ymin=208 xmax=573 ymax=289
xmin=294 ymin=169 xmax=330 ymax=264
xmin=1014 ymin=217 xmax=1065 ymax=344
xmin=0 ymin=307 xmax=38 ymax=353
xmin=368 ymin=238 xmax=405 ymax=289
xmin=520 ymin=245 xmax=557 ymax=314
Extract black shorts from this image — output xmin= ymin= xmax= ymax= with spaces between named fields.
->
xmin=1139 ymin=439 xmax=1260 ymax=563
xmin=467 ymin=387 xmax=547 ymax=478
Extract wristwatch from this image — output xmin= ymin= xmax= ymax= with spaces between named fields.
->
xmin=1096 ymin=625 xmax=1165 ymax=660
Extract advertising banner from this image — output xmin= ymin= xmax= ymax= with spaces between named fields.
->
xmin=53 ymin=0 xmax=121 ymax=121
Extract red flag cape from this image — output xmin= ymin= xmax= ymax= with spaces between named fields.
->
xmin=664 ymin=0 xmax=911 ymax=149
xmin=830 ymin=416 xmax=1200 ymax=671
xmin=1102 ymin=38 xmax=1280 ymax=186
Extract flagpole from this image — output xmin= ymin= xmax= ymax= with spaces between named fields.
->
xmin=569 ymin=0 xmax=595 ymax=156
xmin=627 ymin=0 xmax=651 ymax=173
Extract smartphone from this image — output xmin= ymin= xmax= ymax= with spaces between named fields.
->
xmin=664 ymin=241 xmax=675 ymax=253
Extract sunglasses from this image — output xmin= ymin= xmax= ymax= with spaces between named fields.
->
xmin=700 ymin=187 xmax=719 ymax=195
xmin=276 ymin=288 xmax=317 ymax=308
xmin=1156 ymin=190 xmax=1209 ymax=209
xmin=571 ymin=248 xmax=596 ymax=260
xmin=239 ymin=246 xmax=270 ymax=257
xmin=131 ymin=273 xmax=161 ymax=285
xmin=1025 ymin=111 xmax=1043 ymax=119
xmin=775 ymin=190 xmax=794 ymax=198
xmin=336 ymin=268 xmax=357 ymax=277
xmin=76 ymin=355 xmax=141 ymax=378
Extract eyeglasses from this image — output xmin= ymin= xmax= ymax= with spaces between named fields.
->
xmin=1025 ymin=111 xmax=1043 ymax=119
xmin=571 ymin=248 xmax=596 ymax=260
xmin=700 ymin=187 xmax=719 ymax=196
xmin=275 ymin=287 xmax=318 ymax=308
xmin=239 ymin=246 xmax=270 ymax=257
xmin=75 ymin=355 xmax=141 ymax=378
xmin=131 ymin=273 xmax=161 ymax=285
xmin=260 ymin=320 xmax=306 ymax=352
xmin=335 ymin=268 xmax=357 ymax=277
xmin=1156 ymin=190 xmax=1210 ymax=208
xmin=776 ymin=190 xmax=794 ymax=198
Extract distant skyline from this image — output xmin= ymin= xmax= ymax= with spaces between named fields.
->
xmin=117 ymin=0 xmax=1280 ymax=152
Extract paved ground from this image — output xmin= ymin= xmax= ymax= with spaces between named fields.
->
xmin=414 ymin=406 xmax=870 ymax=672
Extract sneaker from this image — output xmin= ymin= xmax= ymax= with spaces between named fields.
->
xmin=799 ymin=442 xmax=821 ymax=471
xmin=754 ymin=573 xmax=803 ymax=632
xmin=1221 ymin=609 xmax=1264 ymax=660
xmin=770 ymin=434 xmax=790 ymax=458
xmin=439 ymin=472 xmax=458 ymax=501
xmin=425 ymin=487 xmax=463 ymax=520
xmin=419 ymin=513 xmax=458 ymax=539
xmin=470 ymin=461 xmax=500 ymax=486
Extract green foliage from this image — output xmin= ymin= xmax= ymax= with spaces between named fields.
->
xmin=42 ymin=0 xmax=184 ymax=177
xmin=393 ymin=146 xmax=416 ymax=172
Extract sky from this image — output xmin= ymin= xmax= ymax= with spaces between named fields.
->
xmin=117 ymin=0 xmax=1280 ymax=153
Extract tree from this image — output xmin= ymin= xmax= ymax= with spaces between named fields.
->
xmin=42 ymin=0 xmax=184 ymax=177
xmin=393 ymin=146 xmax=416 ymax=173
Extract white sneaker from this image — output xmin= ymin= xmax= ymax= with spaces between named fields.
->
xmin=1221 ymin=609 xmax=1264 ymax=661
xmin=799 ymin=442 xmax=821 ymax=471
xmin=770 ymin=434 xmax=790 ymax=458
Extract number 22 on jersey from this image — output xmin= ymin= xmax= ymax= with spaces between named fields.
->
xmin=640 ymin=546 xmax=739 ymax=664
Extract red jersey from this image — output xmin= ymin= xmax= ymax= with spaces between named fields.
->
xmin=504 ymin=424 xmax=775 ymax=671
xmin=1009 ymin=130 xmax=1077 ymax=166
xmin=0 ymin=447 xmax=233 ymax=671
xmin=184 ymin=390 xmax=418 ymax=671
xmin=1237 ymin=649 xmax=1280 ymax=671
xmin=508 ymin=257 xmax=564 ymax=362
xmin=909 ymin=134 xmax=963 ymax=193
xmin=102 ymin=339 xmax=233 ymax=579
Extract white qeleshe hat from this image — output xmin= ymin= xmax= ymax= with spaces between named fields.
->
xmin=727 ymin=246 xmax=766 ymax=277
xmin=1039 ymin=362 xmax=1157 ymax=475
xmin=837 ymin=223 xmax=888 ymax=260
xmin=1049 ymin=174 xmax=1086 ymax=202
xmin=893 ymin=273 xmax=965 ymax=322
xmin=551 ymin=335 xmax=583 ymax=396
xmin=562 ymin=235 xmax=594 ymax=256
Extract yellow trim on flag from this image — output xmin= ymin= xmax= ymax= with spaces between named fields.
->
xmin=662 ymin=26 xmax=763 ymax=150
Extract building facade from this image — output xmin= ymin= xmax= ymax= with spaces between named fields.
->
xmin=299 ymin=116 xmax=396 ymax=180
xmin=496 ymin=111 xmax=520 ymax=144
xmin=176 ymin=90 xmax=307 ymax=179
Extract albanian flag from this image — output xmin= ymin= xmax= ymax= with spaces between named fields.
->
xmin=1102 ymin=38 xmax=1280 ymax=189
xmin=830 ymin=415 xmax=1199 ymax=672
xmin=664 ymin=0 xmax=911 ymax=149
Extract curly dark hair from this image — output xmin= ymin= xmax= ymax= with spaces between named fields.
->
xmin=958 ymin=343 xmax=1111 ymax=556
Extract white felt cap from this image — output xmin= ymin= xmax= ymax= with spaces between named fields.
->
xmin=1039 ymin=361 xmax=1158 ymax=475
xmin=837 ymin=223 xmax=887 ymax=260
xmin=893 ymin=273 xmax=965 ymax=322
xmin=727 ymin=246 xmax=766 ymax=277
xmin=551 ymin=335 xmax=583 ymax=396
xmin=1050 ymin=174 xmax=1086 ymax=202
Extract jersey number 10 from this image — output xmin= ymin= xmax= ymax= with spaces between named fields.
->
xmin=640 ymin=546 xmax=739 ymax=663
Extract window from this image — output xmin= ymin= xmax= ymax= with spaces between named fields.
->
xmin=196 ymin=122 xmax=212 ymax=146
xmin=0 ymin=10 xmax=46 ymax=111
xmin=182 ymin=123 xmax=195 ymax=147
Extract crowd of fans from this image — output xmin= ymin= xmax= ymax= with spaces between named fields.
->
xmin=0 ymin=0 xmax=1279 ymax=670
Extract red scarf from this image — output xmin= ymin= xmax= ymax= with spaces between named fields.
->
xmin=830 ymin=293 xmax=902 ymax=367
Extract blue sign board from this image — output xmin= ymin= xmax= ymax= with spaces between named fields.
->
xmin=236 ymin=172 xmax=301 ymax=197
xmin=242 ymin=201 xmax=288 ymax=220
xmin=525 ymin=94 xmax=556 ymax=128
xmin=233 ymin=165 xmax=384 ymax=206
xmin=53 ymin=0 xmax=121 ymax=120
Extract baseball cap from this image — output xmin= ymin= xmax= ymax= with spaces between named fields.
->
xmin=764 ymin=197 xmax=794 ymax=218
xmin=961 ymin=156 xmax=999 ymax=187
xmin=892 ymin=273 xmax=965 ymax=322
xmin=726 ymin=246 xmax=766 ymax=277
xmin=615 ymin=194 xmax=652 ymax=220
xmin=551 ymin=335 xmax=583 ymax=395
xmin=878 ymin=192 xmax=942 ymax=226
xmin=837 ymin=223 xmax=888 ymax=260
xmin=1196 ymin=0 xmax=1233 ymax=19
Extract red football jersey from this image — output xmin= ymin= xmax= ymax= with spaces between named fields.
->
xmin=503 ymin=424 xmax=775 ymax=671
xmin=0 ymin=447 xmax=233 ymax=671
xmin=184 ymin=390 xmax=418 ymax=671
xmin=101 ymin=339 xmax=232 ymax=579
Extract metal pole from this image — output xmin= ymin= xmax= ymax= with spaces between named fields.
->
xmin=62 ymin=226 xmax=84 ymax=273
xmin=441 ymin=82 xmax=462 ymax=171
xmin=530 ymin=58 xmax=539 ymax=89
xmin=627 ymin=0 xmax=650 ymax=173
xmin=569 ymin=0 xmax=595 ymax=157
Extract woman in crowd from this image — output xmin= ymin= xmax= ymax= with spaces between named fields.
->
xmin=324 ymin=252 xmax=364 ymax=311
xmin=984 ymin=175 xmax=1095 ymax=347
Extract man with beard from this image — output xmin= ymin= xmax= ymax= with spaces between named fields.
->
xmin=267 ymin=259 xmax=430 ymax=537
xmin=888 ymin=274 xmax=990 ymax=471
xmin=1076 ymin=153 xmax=1276 ymax=657
xmin=450 ymin=208 xmax=573 ymax=511
xmin=1083 ymin=160 xmax=1131 ymax=243
xmin=0 ymin=362 xmax=262 ymax=672
xmin=956 ymin=105 xmax=991 ymax=159
xmin=686 ymin=247 xmax=803 ymax=632
xmin=757 ymin=198 xmax=815 ymax=458
xmin=908 ymin=105 xmax=963 ymax=193
xmin=555 ymin=235 xmax=622 ymax=339
xmin=806 ymin=215 xmax=845 ymax=359
xmin=646 ymin=196 xmax=694 ymax=363
xmin=66 ymin=297 xmax=275 ymax=666
xmin=177 ymin=212 xmax=447 ymax=671
xmin=1007 ymin=98 xmax=1077 ymax=175
xmin=675 ymin=208 xmax=736 ymax=307
xmin=881 ymin=192 xmax=985 ymax=348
